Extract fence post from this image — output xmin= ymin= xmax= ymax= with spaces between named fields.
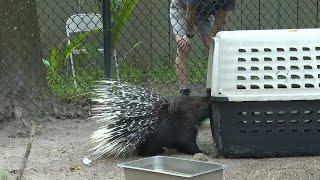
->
xmin=102 ymin=0 xmax=112 ymax=79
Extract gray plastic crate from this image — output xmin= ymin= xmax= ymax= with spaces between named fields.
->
xmin=206 ymin=29 xmax=320 ymax=157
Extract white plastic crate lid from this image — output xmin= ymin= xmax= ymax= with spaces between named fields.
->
xmin=207 ymin=28 xmax=320 ymax=102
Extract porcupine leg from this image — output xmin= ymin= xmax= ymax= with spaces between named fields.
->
xmin=176 ymin=128 xmax=203 ymax=155
xmin=137 ymin=137 xmax=165 ymax=156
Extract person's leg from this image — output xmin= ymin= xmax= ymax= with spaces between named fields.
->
xmin=196 ymin=16 xmax=215 ymax=54
xmin=195 ymin=20 xmax=213 ymax=97
xmin=201 ymin=35 xmax=212 ymax=55
xmin=175 ymin=35 xmax=192 ymax=93
xmin=170 ymin=1 xmax=192 ymax=95
xmin=198 ymin=10 xmax=228 ymax=54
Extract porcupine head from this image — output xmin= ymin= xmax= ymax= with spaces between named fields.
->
xmin=85 ymin=80 xmax=212 ymax=161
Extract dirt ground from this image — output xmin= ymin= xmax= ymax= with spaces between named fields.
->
xmin=1 ymin=118 xmax=320 ymax=180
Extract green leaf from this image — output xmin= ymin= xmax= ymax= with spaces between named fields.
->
xmin=120 ymin=41 xmax=142 ymax=61
xmin=50 ymin=48 xmax=59 ymax=73
xmin=62 ymin=29 xmax=102 ymax=63
xmin=85 ymin=41 xmax=102 ymax=59
xmin=112 ymin=0 xmax=139 ymax=45
xmin=63 ymin=33 xmax=86 ymax=62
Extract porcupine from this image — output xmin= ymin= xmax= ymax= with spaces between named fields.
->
xmin=88 ymin=80 xmax=212 ymax=160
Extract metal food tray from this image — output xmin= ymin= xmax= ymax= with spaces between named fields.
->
xmin=118 ymin=156 xmax=225 ymax=180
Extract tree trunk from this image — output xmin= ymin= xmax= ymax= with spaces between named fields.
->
xmin=0 ymin=0 xmax=49 ymax=121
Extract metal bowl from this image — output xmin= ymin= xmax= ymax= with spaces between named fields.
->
xmin=118 ymin=156 xmax=226 ymax=180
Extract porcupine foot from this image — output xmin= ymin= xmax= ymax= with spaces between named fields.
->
xmin=137 ymin=145 xmax=165 ymax=157
xmin=176 ymin=141 xmax=203 ymax=155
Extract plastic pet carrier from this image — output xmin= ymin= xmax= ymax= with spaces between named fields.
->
xmin=206 ymin=28 xmax=320 ymax=157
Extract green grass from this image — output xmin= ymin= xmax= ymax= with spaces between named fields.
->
xmin=46 ymin=68 xmax=104 ymax=101
xmin=44 ymin=55 xmax=208 ymax=101
xmin=119 ymin=55 xmax=208 ymax=84
xmin=0 ymin=169 xmax=8 ymax=180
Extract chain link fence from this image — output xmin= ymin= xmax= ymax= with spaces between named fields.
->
xmin=39 ymin=0 xmax=320 ymax=97
xmin=1 ymin=0 xmax=320 ymax=119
